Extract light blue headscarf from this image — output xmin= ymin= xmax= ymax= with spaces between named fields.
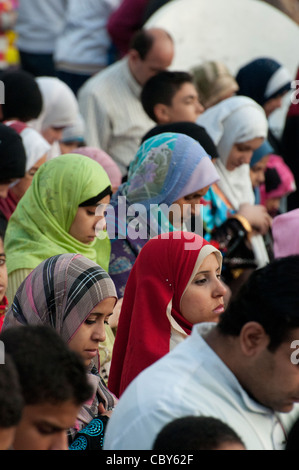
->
xmin=110 ymin=132 xmax=219 ymax=236
xmin=250 ymin=140 xmax=274 ymax=168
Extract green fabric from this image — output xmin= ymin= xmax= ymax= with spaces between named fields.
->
xmin=5 ymin=153 xmax=112 ymax=275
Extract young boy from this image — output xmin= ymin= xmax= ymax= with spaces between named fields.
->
xmin=141 ymin=70 xmax=204 ymax=125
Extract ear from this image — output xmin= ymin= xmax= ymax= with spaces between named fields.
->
xmin=153 ymin=103 xmax=171 ymax=124
xmin=127 ymin=49 xmax=140 ymax=65
xmin=239 ymin=322 xmax=270 ymax=357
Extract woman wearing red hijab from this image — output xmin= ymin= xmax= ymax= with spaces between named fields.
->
xmin=108 ymin=231 xmax=226 ymax=397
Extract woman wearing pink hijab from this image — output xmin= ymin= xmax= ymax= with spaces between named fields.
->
xmin=73 ymin=146 xmax=122 ymax=193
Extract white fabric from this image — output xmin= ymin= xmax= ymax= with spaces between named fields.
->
xmin=54 ymin=0 xmax=122 ymax=73
xmin=104 ymin=323 xmax=299 ymax=450
xmin=78 ymin=57 xmax=155 ymax=176
xmin=197 ymin=96 xmax=269 ymax=267
xmin=31 ymin=77 xmax=79 ymax=131
xmin=15 ymin=0 xmax=67 ymax=54
xmin=264 ymin=66 xmax=292 ymax=100
xmin=5 ymin=121 xmax=50 ymax=171
xmin=20 ymin=127 xmax=50 ymax=170
xmin=175 ymin=156 xmax=220 ymax=200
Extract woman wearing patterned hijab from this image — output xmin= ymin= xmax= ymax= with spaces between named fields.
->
xmin=2 ymin=253 xmax=118 ymax=450
xmin=107 ymin=132 xmax=220 ymax=297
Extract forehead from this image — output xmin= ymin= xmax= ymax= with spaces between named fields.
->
xmin=195 ymin=252 xmax=220 ymax=272
xmin=173 ymin=82 xmax=199 ymax=99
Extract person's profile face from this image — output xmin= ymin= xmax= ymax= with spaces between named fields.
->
xmin=68 ymin=194 xmax=110 ymax=244
xmin=12 ymin=400 xmax=81 ymax=450
xmin=180 ymin=253 xmax=227 ymax=325
xmin=243 ymin=327 xmax=299 ymax=414
xmin=226 ymin=137 xmax=264 ymax=171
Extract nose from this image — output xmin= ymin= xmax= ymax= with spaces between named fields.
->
xmin=244 ymin=151 xmax=254 ymax=165
xmin=50 ymin=431 xmax=68 ymax=450
xmin=196 ymin=100 xmax=204 ymax=115
xmin=213 ymin=278 xmax=227 ymax=298
xmin=92 ymin=321 xmax=106 ymax=343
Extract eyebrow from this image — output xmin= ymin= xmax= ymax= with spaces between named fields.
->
xmin=0 ymin=253 xmax=6 ymax=257
xmin=88 ymin=311 xmax=113 ymax=317
xmin=195 ymin=266 xmax=221 ymax=275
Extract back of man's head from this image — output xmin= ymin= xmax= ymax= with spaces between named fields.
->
xmin=130 ymin=27 xmax=173 ymax=61
xmin=141 ymin=71 xmax=194 ymax=122
xmin=218 ymin=255 xmax=299 ymax=351
xmin=0 ymin=70 xmax=43 ymax=122
xmin=0 ymin=353 xmax=23 ymax=429
xmin=0 ymin=325 xmax=92 ymax=406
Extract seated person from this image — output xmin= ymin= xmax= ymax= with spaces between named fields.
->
xmin=141 ymin=70 xmax=204 ymax=126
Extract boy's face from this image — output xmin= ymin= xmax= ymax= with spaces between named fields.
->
xmin=0 ymin=238 xmax=7 ymax=304
xmin=12 ymin=400 xmax=81 ymax=450
xmin=157 ymin=82 xmax=204 ymax=124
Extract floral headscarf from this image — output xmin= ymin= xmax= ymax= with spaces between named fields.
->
xmin=110 ymin=132 xmax=219 ymax=237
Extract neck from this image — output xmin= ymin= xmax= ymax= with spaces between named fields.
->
xmin=203 ymin=327 xmax=240 ymax=374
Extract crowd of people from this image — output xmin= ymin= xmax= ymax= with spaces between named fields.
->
xmin=0 ymin=0 xmax=299 ymax=452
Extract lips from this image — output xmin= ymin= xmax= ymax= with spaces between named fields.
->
xmin=85 ymin=350 xmax=98 ymax=359
xmin=213 ymin=304 xmax=225 ymax=314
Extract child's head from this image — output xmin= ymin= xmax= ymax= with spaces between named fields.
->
xmin=141 ymin=70 xmax=204 ymax=124
xmin=153 ymin=416 xmax=246 ymax=450
xmin=260 ymin=155 xmax=296 ymax=217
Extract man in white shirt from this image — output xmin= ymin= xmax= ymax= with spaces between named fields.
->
xmin=78 ymin=27 xmax=174 ymax=177
xmin=104 ymin=255 xmax=299 ymax=450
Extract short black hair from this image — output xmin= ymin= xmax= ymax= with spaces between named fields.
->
xmin=0 ymin=354 xmax=24 ymax=428
xmin=0 ymin=70 xmax=43 ymax=122
xmin=217 ymin=255 xmax=299 ymax=351
xmin=153 ymin=416 xmax=244 ymax=450
xmin=141 ymin=71 xmax=195 ymax=122
xmin=0 ymin=326 xmax=92 ymax=406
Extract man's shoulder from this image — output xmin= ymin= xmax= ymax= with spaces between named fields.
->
xmin=80 ymin=58 xmax=128 ymax=92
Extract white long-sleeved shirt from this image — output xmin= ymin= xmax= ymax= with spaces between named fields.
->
xmin=103 ymin=323 xmax=299 ymax=450
xmin=54 ymin=0 xmax=122 ymax=74
xmin=78 ymin=57 xmax=155 ymax=176
xmin=16 ymin=0 xmax=67 ymax=53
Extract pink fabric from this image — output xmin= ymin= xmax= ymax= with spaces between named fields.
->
xmin=273 ymin=209 xmax=299 ymax=258
xmin=73 ymin=147 xmax=122 ymax=189
xmin=260 ymin=154 xmax=296 ymax=204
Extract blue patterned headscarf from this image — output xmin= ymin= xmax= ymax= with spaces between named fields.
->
xmin=109 ymin=132 xmax=219 ymax=236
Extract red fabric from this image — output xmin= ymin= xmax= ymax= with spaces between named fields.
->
xmin=287 ymin=67 xmax=299 ymax=118
xmin=108 ymin=231 xmax=211 ymax=397
xmin=0 ymin=296 xmax=8 ymax=332
xmin=107 ymin=0 xmax=149 ymax=57
xmin=0 ymin=188 xmax=19 ymax=221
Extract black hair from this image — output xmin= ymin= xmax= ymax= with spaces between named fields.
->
xmin=0 ymin=354 xmax=24 ymax=428
xmin=153 ymin=416 xmax=245 ymax=450
xmin=0 ymin=70 xmax=43 ymax=122
xmin=217 ymin=255 xmax=299 ymax=351
xmin=0 ymin=325 xmax=92 ymax=406
xmin=141 ymin=71 xmax=195 ymax=122
xmin=130 ymin=28 xmax=172 ymax=61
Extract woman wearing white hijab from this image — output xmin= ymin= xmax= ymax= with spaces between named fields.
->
xmin=197 ymin=95 xmax=271 ymax=268
xmin=30 ymin=76 xmax=80 ymax=159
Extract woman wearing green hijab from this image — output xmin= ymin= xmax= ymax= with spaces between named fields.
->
xmin=4 ymin=153 xmax=112 ymax=303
